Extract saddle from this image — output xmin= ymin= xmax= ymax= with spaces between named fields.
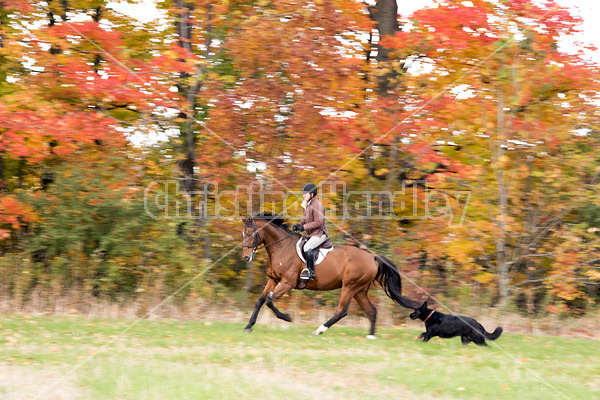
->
xmin=295 ymin=236 xmax=334 ymax=266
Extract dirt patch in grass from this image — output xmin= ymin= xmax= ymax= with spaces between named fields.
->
xmin=226 ymin=364 xmax=456 ymax=400
xmin=0 ymin=365 xmax=86 ymax=400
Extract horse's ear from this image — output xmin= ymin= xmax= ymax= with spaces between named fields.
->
xmin=421 ymin=301 xmax=428 ymax=309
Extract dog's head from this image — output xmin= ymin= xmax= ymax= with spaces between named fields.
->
xmin=410 ymin=301 xmax=428 ymax=320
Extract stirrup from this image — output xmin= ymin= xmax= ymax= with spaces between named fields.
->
xmin=300 ymin=268 xmax=311 ymax=280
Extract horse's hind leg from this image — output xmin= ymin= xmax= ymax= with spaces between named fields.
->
xmin=354 ymin=287 xmax=377 ymax=339
xmin=312 ymin=285 xmax=359 ymax=336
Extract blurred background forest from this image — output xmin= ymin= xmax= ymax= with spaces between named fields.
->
xmin=1 ymin=0 xmax=599 ymax=319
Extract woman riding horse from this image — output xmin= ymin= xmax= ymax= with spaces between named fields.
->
xmin=292 ymin=183 xmax=328 ymax=280
xmin=241 ymin=212 xmax=419 ymax=338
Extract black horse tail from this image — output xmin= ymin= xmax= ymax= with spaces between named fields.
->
xmin=484 ymin=327 xmax=503 ymax=340
xmin=374 ymin=255 xmax=421 ymax=310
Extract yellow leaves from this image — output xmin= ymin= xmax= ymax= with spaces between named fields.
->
xmin=474 ymin=272 xmax=495 ymax=284
xmin=552 ymin=283 xmax=582 ymax=301
xmin=445 ymin=237 xmax=478 ymax=263
xmin=585 ymin=270 xmax=600 ymax=281
xmin=164 ymin=50 xmax=178 ymax=59
xmin=498 ymin=155 xmax=510 ymax=166
xmin=531 ymin=170 xmax=544 ymax=178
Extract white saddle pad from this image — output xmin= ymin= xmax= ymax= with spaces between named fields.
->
xmin=296 ymin=240 xmax=334 ymax=266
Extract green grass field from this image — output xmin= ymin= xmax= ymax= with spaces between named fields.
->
xmin=0 ymin=314 xmax=598 ymax=400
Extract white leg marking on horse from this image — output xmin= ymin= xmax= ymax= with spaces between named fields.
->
xmin=312 ymin=325 xmax=328 ymax=336
xmin=366 ymin=335 xmax=377 ymax=340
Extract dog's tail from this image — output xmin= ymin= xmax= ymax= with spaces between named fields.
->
xmin=374 ymin=255 xmax=420 ymax=310
xmin=484 ymin=327 xmax=503 ymax=340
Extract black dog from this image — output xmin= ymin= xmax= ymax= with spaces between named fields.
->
xmin=410 ymin=301 xmax=502 ymax=346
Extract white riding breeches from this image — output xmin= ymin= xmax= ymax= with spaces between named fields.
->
xmin=303 ymin=234 xmax=328 ymax=252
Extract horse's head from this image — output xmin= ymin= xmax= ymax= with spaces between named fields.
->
xmin=241 ymin=216 xmax=265 ymax=262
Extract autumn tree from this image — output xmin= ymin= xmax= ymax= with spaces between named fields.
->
xmin=0 ymin=1 xmax=129 ymax=244
xmin=382 ymin=0 xmax=600 ymax=307
xmin=0 ymin=1 xmax=197 ymax=302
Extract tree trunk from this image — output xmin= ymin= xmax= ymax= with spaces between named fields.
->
xmin=174 ymin=1 xmax=214 ymax=260
xmin=176 ymin=0 xmax=193 ymax=54
xmin=0 ymin=8 xmax=4 ymax=49
xmin=17 ymin=157 xmax=25 ymax=189
xmin=92 ymin=6 xmax=103 ymax=73
xmin=495 ymin=89 xmax=510 ymax=306
xmin=0 ymin=153 xmax=4 ymax=189
xmin=525 ymin=258 xmax=535 ymax=316
xmin=175 ymin=0 xmax=196 ymax=196
xmin=385 ymin=135 xmax=400 ymax=199
xmin=369 ymin=0 xmax=401 ymax=96
xmin=201 ymin=182 xmax=211 ymax=259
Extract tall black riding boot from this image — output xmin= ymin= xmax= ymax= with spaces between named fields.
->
xmin=305 ymin=248 xmax=315 ymax=280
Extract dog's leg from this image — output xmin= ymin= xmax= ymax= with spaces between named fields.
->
xmin=461 ymin=336 xmax=470 ymax=345
xmin=472 ymin=335 xmax=488 ymax=346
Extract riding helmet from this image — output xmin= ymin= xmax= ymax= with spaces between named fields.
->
xmin=301 ymin=183 xmax=318 ymax=195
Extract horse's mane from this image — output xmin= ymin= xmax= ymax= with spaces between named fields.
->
xmin=252 ymin=211 xmax=299 ymax=235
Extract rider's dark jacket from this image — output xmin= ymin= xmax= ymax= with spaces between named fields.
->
xmin=301 ymin=197 xmax=329 ymax=238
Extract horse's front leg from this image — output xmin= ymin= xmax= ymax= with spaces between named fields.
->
xmin=244 ymin=279 xmax=276 ymax=333
xmin=265 ymin=280 xmax=294 ymax=323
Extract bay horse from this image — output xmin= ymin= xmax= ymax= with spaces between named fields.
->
xmin=241 ymin=212 xmax=420 ymax=338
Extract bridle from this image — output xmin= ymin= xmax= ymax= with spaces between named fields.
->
xmin=242 ymin=217 xmax=295 ymax=260
xmin=243 ymin=217 xmax=264 ymax=254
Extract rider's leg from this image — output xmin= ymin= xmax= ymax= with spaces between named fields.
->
xmin=302 ymin=235 xmax=327 ymax=279
xmin=305 ymin=248 xmax=315 ymax=279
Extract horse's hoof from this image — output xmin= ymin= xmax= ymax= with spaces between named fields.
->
xmin=312 ymin=325 xmax=328 ymax=336
xmin=366 ymin=335 xmax=377 ymax=340
xmin=281 ymin=314 xmax=292 ymax=322
xmin=244 ymin=328 xmax=252 ymax=333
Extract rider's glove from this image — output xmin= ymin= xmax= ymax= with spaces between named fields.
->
xmin=292 ymin=223 xmax=304 ymax=232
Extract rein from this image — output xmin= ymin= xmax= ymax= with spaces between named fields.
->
xmin=243 ymin=217 xmax=295 ymax=254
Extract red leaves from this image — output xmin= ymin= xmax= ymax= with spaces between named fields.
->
xmin=386 ymin=1 xmax=495 ymax=56
xmin=414 ymin=2 xmax=491 ymax=47
xmin=48 ymin=22 xmax=125 ymax=57
xmin=150 ymin=43 xmax=197 ymax=76
xmin=1 ymin=0 xmax=33 ymax=13
xmin=0 ymin=103 xmax=120 ymax=163
xmin=0 ymin=195 xmax=37 ymax=240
